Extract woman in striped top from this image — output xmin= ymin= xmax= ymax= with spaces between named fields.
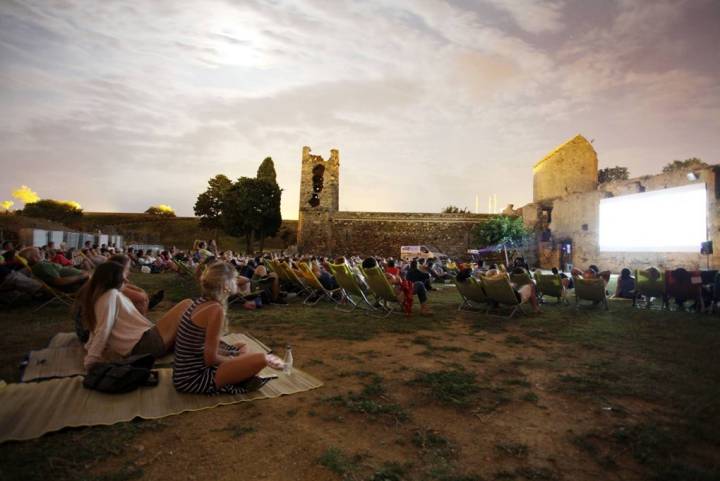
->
xmin=173 ymin=261 xmax=284 ymax=394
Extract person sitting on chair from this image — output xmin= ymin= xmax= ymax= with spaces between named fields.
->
xmin=614 ymin=268 xmax=636 ymax=299
xmin=20 ymin=247 xmax=89 ymax=292
xmin=486 ymin=268 xmax=541 ymax=313
xmin=572 ymin=265 xmax=611 ymax=286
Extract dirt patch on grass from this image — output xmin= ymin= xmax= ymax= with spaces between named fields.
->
xmin=1 ymin=275 xmax=718 ymax=481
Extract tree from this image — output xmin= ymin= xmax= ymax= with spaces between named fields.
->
xmin=21 ymin=199 xmax=83 ymax=224
xmin=441 ymin=205 xmax=470 ymax=214
xmin=254 ymin=157 xmax=282 ymax=251
xmin=470 ymin=215 xmax=529 ymax=266
xmin=662 ymin=157 xmax=708 ymax=174
xmin=145 ymin=205 xmax=176 ymax=217
xmin=222 ymin=177 xmax=280 ymax=253
xmin=598 ymin=166 xmax=629 ymax=183
xmin=257 ymin=156 xmax=277 ymax=184
xmin=194 ymin=174 xmax=233 ymax=234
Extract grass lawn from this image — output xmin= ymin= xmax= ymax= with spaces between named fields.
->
xmin=1 ymin=273 xmax=718 ymax=481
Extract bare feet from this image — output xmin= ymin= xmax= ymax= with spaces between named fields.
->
xmin=265 ymin=354 xmax=285 ymax=370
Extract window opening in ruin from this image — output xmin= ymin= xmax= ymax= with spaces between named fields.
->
xmin=541 ymin=207 xmax=552 ymax=224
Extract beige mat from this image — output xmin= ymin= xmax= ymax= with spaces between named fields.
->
xmin=0 ymin=365 xmax=322 ymax=443
xmin=22 ymin=332 xmax=266 ymax=382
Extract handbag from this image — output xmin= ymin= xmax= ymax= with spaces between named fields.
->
xmin=83 ymin=354 xmax=158 ymax=394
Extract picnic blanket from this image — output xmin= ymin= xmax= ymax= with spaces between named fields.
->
xmin=22 ymin=332 xmax=262 ymax=382
xmin=3 ymin=333 xmax=322 ymax=443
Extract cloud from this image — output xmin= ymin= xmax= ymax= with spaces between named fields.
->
xmin=483 ymin=0 xmax=565 ymax=34
xmin=0 ymin=0 xmax=718 ymax=219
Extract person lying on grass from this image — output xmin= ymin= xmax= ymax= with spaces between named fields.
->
xmin=173 ymin=261 xmax=285 ymax=394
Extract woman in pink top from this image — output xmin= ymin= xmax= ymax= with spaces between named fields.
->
xmin=79 ymin=262 xmax=191 ymax=370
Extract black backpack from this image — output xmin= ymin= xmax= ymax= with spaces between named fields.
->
xmin=83 ymin=354 xmax=158 ymax=394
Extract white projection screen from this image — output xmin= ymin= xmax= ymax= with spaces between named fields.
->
xmin=599 ymin=183 xmax=707 ymax=252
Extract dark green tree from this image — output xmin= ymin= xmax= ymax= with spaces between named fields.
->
xmin=223 ymin=177 xmax=281 ymax=253
xmin=21 ymin=199 xmax=83 ymax=225
xmin=441 ymin=205 xmax=470 ymax=214
xmin=598 ymin=166 xmax=629 ymax=183
xmin=662 ymin=157 xmax=708 ymax=174
xmin=194 ymin=174 xmax=233 ymax=238
xmin=257 ymin=156 xmax=277 ymax=184
xmin=255 ymin=157 xmax=282 ymax=251
xmin=470 ymin=215 xmax=529 ymax=266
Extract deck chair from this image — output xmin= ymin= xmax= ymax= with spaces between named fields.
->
xmin=175 ymin=259 xmax=196 ymax=278
xmin=634 ymin=268 xmax=667 ymax=309
xmin=666 ymin=268 xmax=702 ymax=311
xmin=480 ymin=275 xmax=527 ymax=319
xmin=360 ymin=266 xmax=403 ymax=317
xmin=574 ymin=278 xmax=608 ymax=310
xmin=535 ymin=273 xmax=567 ymax=304
xmin=509 ymin=271 xmax=534 ymax=288
xmin=15 ymin=255 xmax=76 ymax=312
xmin=327 ymin=262 xmax=376 ymax=312
xmin=298 ymin=263 xmax=341 ymax=305
xmin=455 ymin=277 xmax=491 ymax=312
xmin=275 ymin=262 xmax=310 ymax=296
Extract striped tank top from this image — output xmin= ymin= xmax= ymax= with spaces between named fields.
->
xmin=172 ymin=298 xmax=250 ymax=395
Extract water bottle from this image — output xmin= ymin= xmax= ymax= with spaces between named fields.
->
xmin=283 ymin=344 xmax=293 ymax=375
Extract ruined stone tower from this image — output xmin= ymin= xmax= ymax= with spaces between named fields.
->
xmin=297 ymin=146 xmax=340 ymax=253
xmin=533 ymin=134 xmax=598 ymax=202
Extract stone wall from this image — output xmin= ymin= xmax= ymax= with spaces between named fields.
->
xmin=525 ymin=166 xmax=720 ymax=271
xmin=533 ymin=134 xmax=598 ymax=203
xmin=328 ymin=211 xmax=492 ymax=258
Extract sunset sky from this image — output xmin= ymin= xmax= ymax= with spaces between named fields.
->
xmin=1 ymin=0 xmax=718 ymax=219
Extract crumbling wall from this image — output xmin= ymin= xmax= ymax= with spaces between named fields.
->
xmin=297 ymin=147 xmax=340 ymax=254
xmin=533 ymin=135 xmax=598 ymax=203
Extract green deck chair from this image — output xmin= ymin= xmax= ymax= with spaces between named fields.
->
xmin=480 ymin=275 xmax=526 ymax=319
xmin=536 ymin=273 xmax=567 ymax=305
xmin=510 ymin=271 xmax=534 ymax=288
xmin=360 ymin=266 xmax=403 ymax=317
xmin=634 ymin=268 xmax=667 ymax=309
xmin=455 ymin=277 xmax=491 ymax=312
xmin=298 ymin=263 xmax=341 ymax=305
xmin=327 ymin=262 xmax=375 ymax=312
xmin=574 ymin=278 xmax=608 ymax=310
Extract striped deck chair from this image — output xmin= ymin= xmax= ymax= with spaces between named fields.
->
xmin=480 ymin=275 xmax=527 ymax=319
xmin=327 ymin=262 xmax=375 ymax=312
xmin=509 ymin=271 xmax=534 ymax=288
xmin=15 ymin=255 xmax=76 ymax=312
xmin=574 ymin=278 xmax=608 ymax=310
xmin=455 ymin=277 xmax=491 ymax=312
xmin=298 ymin=263 xmax=341 ymax=305
xmin=535 ymin=273 xmax=567 ymax=305
xmin=360 ymin=266 xmax=403 ymax=317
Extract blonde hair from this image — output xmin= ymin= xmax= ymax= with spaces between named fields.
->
xmin=200 ymin=261 xmax=237 ymax=333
